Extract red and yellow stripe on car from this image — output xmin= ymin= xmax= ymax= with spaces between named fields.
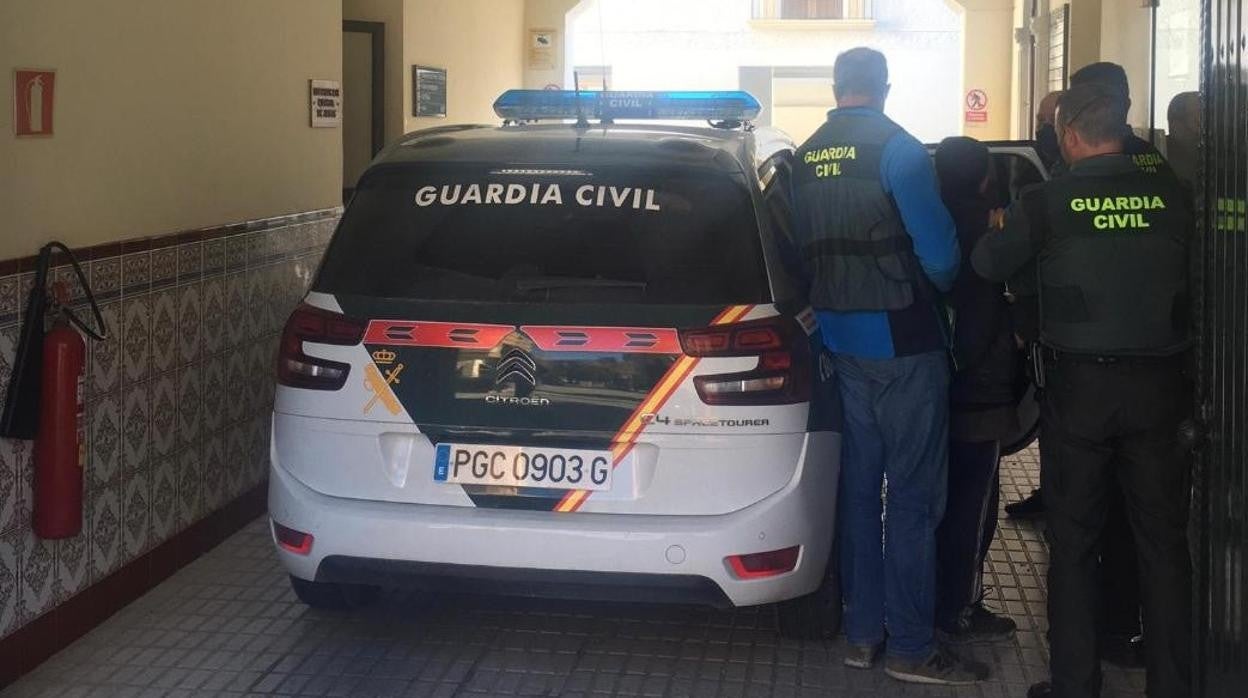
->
xmin=554 ymin=304 xmax=754 ymax=513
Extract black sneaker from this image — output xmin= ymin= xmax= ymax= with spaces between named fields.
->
xmin=884 ymin=646 xmax=990 ymax=685
xmin=1005 ymin=489 xmax=1045 ymax=519
xmin=842 ymin=642 xmax=883 ymax=670
xmin=1027 ymin=681 xmax=1053 ymax=697
xmin=940 ymin=603 xmax=1018 ymax=644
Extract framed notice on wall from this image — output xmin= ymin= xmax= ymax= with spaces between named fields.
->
xmin=412 ymin=66 xmax=447 ymax=118
xmin=309 ymin=79 xmax=341 ymax=127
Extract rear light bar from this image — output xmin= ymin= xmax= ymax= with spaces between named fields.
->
xmin=272 ymin=520 xmax=314 ymax=555
xmin=726 ymin=546 xmax=801 ymax=580
xmin=679 ymin=317 xmax=811 ymax=406
xmin=276 ymin=303 xmax=365 ymax=390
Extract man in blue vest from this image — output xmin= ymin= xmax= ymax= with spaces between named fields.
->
xmin=792 ymin=47 xmax=986 ymax=685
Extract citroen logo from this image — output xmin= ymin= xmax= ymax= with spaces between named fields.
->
xmin=495 ymin=348 xmax=537 ymax=390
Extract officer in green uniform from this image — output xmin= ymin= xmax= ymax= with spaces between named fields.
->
xmin=972 ymin=83 xmax=1193 ymax=698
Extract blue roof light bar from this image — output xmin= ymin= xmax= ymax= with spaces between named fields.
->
xmin=493 ymin=90 xmax=762 ymax=122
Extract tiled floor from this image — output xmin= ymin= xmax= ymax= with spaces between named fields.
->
xmin=3 ymin=448 xmax=1147 ymax=697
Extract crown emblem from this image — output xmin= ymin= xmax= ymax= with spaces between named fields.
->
xmin=372 ymin=349 xmax=397 ymax=365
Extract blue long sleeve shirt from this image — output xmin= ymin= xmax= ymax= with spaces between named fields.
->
xmin=811 ymin=109 xmax=960 ymax=359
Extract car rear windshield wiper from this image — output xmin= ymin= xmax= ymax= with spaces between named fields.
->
xmin=514 ymin=277 xmax=647 ymax=293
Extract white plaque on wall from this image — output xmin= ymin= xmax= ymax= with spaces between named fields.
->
xmin=310 ymin=79 xmax=342 ymax=128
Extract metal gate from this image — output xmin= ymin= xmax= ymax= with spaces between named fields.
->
xmin=1197 ymin=0 xmax=1248 ymax=695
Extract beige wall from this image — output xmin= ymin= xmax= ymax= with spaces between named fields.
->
xmin=1098 ymin=0 xmax=1153 ymax=130
xmin=344 ymin=0 xmax=406 ymax=143
xmin=524 ymin=0 xmax=582 ymax=89
xmin=956 ymin=0 xmax=1016 ymax=140
xmin=404 ymin=0 xmax=525 ymax=133
xmin=1066 ymin=0 xmax=1102 ymax=76
xmin=0 ymin=0 xmax=343 ymax=261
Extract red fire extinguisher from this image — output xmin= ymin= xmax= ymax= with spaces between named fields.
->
xmin=33 ymin=286 xmax=88 ymax=538
xmin=0 ymin=243 xmax=108 ymax=539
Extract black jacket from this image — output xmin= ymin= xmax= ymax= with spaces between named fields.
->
xmin=946 ymin=195 xmax=1020 ymax=440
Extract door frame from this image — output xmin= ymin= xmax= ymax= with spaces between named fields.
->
xmin=342 ymin=20 xmax=385 ymax=158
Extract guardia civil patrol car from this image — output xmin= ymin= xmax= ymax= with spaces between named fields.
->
xmin=268 ymin=90 xmax=842 ymax=636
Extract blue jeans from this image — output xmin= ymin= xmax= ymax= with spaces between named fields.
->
xmin=835 ymin=351 xmax=950 ymax=661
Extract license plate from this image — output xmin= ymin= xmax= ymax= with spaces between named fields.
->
xmin=434 ymin=444 xmax=613 ymax=491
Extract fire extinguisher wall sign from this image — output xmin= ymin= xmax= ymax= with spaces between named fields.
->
xmin=0 ymin=242 xmax=108 ymax=539
xmin=14 ymin=69 xmax=56 ymax=138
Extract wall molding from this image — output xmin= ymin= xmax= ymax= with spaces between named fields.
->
xmin=0 ymin=207 xmax=342 ymax=277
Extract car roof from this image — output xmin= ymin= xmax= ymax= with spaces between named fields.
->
xmin=369 ymin=123 xmax=792 ymax=176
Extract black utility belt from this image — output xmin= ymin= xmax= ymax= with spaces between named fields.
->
xmin=1040 ymin=347 xmax=1184 ymax=366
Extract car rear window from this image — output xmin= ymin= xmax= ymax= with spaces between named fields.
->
xmin=314 ymin=164 xmax=770 ymax=305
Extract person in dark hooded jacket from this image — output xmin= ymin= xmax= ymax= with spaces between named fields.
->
xmin=932 ymin=137 xmax=1020 ymax=643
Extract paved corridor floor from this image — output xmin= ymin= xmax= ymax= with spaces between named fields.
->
xmin=3 ymin=449 xmax=1146 ymax=697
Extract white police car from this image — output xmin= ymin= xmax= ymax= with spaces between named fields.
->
xmin=267 ymin=90 xmax=842 ymax=636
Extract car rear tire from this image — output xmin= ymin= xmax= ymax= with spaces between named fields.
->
xmin=776 ymin=556 xmax=842 ymax=641
xmin=289 ymin=575 xmax=380 ymax=611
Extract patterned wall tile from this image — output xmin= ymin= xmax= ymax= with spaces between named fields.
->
xmin=0 ymin=275 xmax=21 ymax=321
xmin=90 ymin=302 xmax=122 ymax=396
xmin=246 ymin=269 xmax=268 ymax=341
xmin=13 ymin=441 xmax=31 ymax=532
xmin=89 ymin=393 xmax=121 ymax=488
xmin=121 ymin=382 xmax=150 ymax=474
xmin=120 ymin=467 xmax=150 ymax=560
xmin=0 ymin=528 xmax=19 ymax=638
xmin=88 ymin=483 xmax=121 ymax=580
xmin=203 ymin=238 xmax=226 ymax=276
xmin=19 ymin=529 xmax=55 ymax=624
xmin=224 ymin=427 xmax=248 ymax=499
xmin=120 ymin=251 xmax=151 ymax=295
xmin=202 ymin=434 xmax=225 ymax=514
xmin=150 ymin=374 xmax=177 ymax=460
xmin=177 ymin=283 xmax=201 ymax=365
xmin=225 ymin=349 xmax=249 ymax=425
xmin=176 ymin=447 xmax=201 ymax=530
xmin=151 ymin=247 xmax=177 ymax=290
xmin=51 ymin=264 xmax=88 ymax=305
xmin=120 ymin=296 xmax=151 ymax=385
xmin=55 ymin=527 xmax=90 ymax=602
xmin=224 ymin=273 xmax=247 ymax=348
xmin=151 ymin=289 xmax=178 ymax=374
xmin=248 ymin=414 xmax=270 ymax=487
xmin=0 ymin=439 xmax=18 ymax=534
xmin=151 ymin=459 xmax=176 ymax=543
xmin=91 ymin=257 xmax=121 ymax=300
xmin=0 ymin=324 xmax=18 ymax=404
xmin=0 ymin=212 xmax=335 ymax=642
xmin=201 ymin=355 xmax=225 ymax=434
xmin=247 ymin=340 xmax=272 ymax=418
xmin=201 ymin=277 xmax=225 ymax=356
xmin=177 ymin=241 xmax=203 ymax=284
xmin=177 ymin=369 xmax=201 ymax=451
xmin=225 ymin=234 xmax=247 ymax=272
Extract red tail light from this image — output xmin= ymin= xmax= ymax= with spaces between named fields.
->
xmin=679 ymin=316 xmax=812 ymax=405
xmin=726 ymin=546 xmax=801 ymax=579
xmin=276 ymin=303 xmax=365 ymax=390
xmin=272 ymin=520 xmax=314 ymax=555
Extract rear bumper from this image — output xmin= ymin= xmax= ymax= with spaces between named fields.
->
xmin=315 ymin=556 xmax=734 ymax=607
xmin=268 ymin=432 xmax=839 ymax=608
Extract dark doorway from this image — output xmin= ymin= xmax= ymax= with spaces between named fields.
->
xmin=342 ymin=20 xmax=385 ymax=204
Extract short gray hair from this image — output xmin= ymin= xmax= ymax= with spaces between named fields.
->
xmin=1057 ymin=83 xmax=1128 ymax=146
xmin=834 ymin=47 xmax=889 ymax=100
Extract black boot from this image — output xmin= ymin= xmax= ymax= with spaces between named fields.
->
xmin=1005 ymin=488 xmax=1045 ymax=519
